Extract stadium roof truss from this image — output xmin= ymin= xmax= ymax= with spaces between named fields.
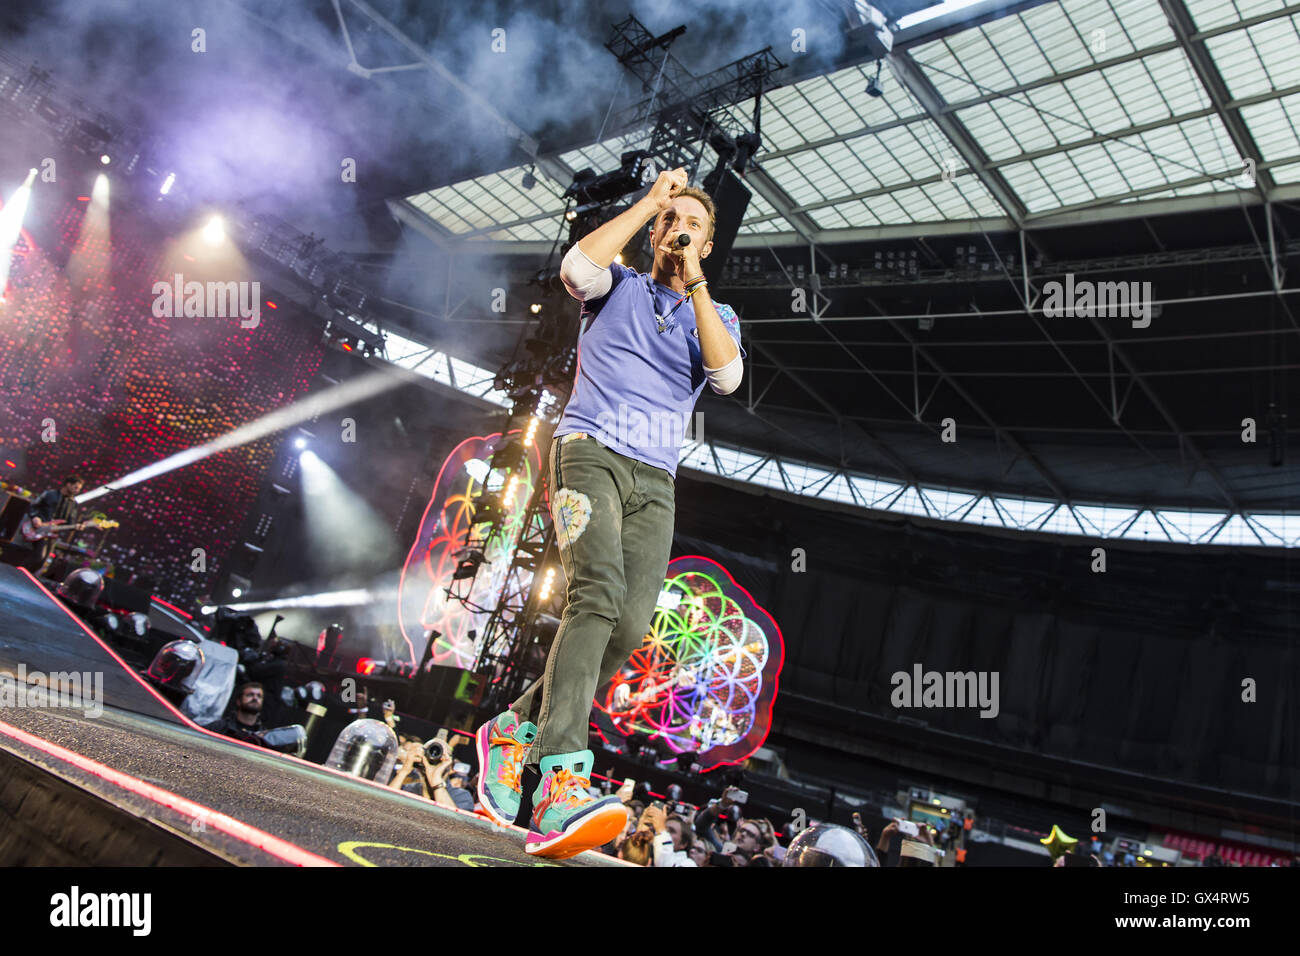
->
xmin=377 ymin=331 xmax=1300 ymax=547
xmin=400 ymin=0 xmax=1300 ymax=246
xmin=389 ymin=0 xmax=1300 ymax=547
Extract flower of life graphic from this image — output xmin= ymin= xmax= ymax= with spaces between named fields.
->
xmin=594 ymin=554 xmax=783 ymax=771
xmin=396 ymin=431 xmax=544 ymax=669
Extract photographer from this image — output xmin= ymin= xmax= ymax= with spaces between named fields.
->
xmin=436 ymin=763 xmax=476 ymax=812
xmin=389 ymin=737 xmax=434 ymax=798
xmin=617 ymin=806 xmax=658 ymax=866
xmin=425 ymin=733 xmax=475 ymax=812
xmin=201 ymin=683 xmax=272 ymax=748
xmin=616 ymin=804 xmax=694 ymax=866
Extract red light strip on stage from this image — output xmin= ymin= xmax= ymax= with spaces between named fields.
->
xmin=150 ymin=595 xmax=193 ymax=619
xmin=0 ymin=717 xmax=338 ymax=867
xmin=21 ymin=568 xmax=195 ymax=724
xmin=17 ymin=570 xmax=520 ymax=818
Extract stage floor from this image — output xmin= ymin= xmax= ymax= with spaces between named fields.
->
xmin=0 ymin=565 xmax=626 ymax=867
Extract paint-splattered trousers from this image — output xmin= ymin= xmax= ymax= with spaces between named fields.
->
xmin=510 ymin=432 xmax=676 ymax=765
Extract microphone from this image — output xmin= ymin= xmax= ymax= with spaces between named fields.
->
xmin=673 ymin=232 xmax=691 ymax=248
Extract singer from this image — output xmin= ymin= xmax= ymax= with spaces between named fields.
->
xmin=475 ymin=167 xmax=745 ymax=858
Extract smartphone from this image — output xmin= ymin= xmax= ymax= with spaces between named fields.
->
xmin=453 ymin=761 xmax=470 ymax=775
xmin=732 ymin=789 xmax=748 ymax=805
xmin=898 ymin=820 xmax=920 ymax=838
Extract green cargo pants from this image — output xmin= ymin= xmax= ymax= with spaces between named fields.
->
xmin=510 ymin=432 xmax=675 ymax=765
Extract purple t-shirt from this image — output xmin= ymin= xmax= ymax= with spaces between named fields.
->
xmin=554 ymin=262 xmax=745 ymax=477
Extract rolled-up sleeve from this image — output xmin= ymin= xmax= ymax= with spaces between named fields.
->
xmin=704 ymin=302 xmax=745 ymax=394
xmin=560 ymin=244 xmax=614 ymax=302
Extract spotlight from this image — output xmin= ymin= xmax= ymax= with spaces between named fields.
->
xmin=866 ymin=60 xmax=884 ymax=98
xmin=100 ymin=154 xmax=111 ymax=165
xmin=565 ymin=209 xmax=577 ymax=222
xmin=231 ymin=587 xmax=243 ymax=597
xmin=202 ymin=215 xmax=225 ymax=244
xmin=530 ymin=303 xmax=542 ymax=314
xmin=159 ymin=172 xmax=175 ymax=195
xmin=733 ymin=131 xmax=762 ymax=175
xmin=522 ymin=166 xmax=536 ymax=190
xmin=294 ymin=437 xmax=307 ymax=450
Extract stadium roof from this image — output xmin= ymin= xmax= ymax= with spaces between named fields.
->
xmin=401 ymin=0 xmax=1300 ymax=245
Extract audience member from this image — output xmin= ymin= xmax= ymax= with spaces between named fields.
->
xmin=201 ymin=683 xmax=271 ymax=748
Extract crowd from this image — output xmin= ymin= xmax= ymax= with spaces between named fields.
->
xmin=185 ymin=670 xmax=1280 ymax=868
xmin=604 ymin=787 xmax=787 ymax=867
xmin=192 ymin=674 xmax=946 ymax=866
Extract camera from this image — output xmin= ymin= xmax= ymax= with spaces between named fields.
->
xmin=423 ymin=728 xmax=452 ymax=763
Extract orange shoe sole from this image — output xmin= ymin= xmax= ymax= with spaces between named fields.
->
xmin=524 ymin=803 xmax=627 ymax=860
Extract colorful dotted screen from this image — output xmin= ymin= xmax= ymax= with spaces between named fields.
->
xmin=0 ymin=195 xmax=326 ymax=605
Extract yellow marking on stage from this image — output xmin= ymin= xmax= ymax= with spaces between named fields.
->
xmin=337 ymin=841 xmax=559 ymax=867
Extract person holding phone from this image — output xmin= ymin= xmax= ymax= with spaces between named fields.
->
xmin=876 ymin=817 xmax=938 ymax=866
xmin=692 ymin=785 xmax=745 ymax=851
xmin=475 ymin=166 xmax=746 ymax=860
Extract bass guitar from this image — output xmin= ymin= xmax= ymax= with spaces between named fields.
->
xmin=19 ymin=516 xmax=119 ymax=542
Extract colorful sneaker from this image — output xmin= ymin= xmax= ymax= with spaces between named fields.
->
xmin=474 ymin=710 xmax=536 ymax=827
xmin=524 ymin=749 xmax=628 ymax=859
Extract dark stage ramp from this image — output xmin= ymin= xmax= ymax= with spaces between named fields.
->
xmin=0 ymin=566 xmax=627 ymax=867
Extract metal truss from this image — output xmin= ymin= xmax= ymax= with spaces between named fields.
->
xmin=381 ymin=341 xmax=1297 ymax=548
xmin=677 ymin=434 xmax=1297 ymax=549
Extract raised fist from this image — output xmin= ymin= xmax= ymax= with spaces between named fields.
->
xmin=645 ymin=166 xmax=688 ymax=211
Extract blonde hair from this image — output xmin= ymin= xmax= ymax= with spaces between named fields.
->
xmin=664 ymin=186 xmax=716 ymax=243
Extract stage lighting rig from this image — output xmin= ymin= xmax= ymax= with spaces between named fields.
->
xmin=850 ymin=3 xmax=895 ymax=57
xmin=490 ymin=438 xmax=526 ymax=474
xmin=733 ymin=130 xmax=762 ymax=174
xmin=561 ymin=150 xmax=654 ymax=205
xmin=866 ymin=60 xmax=885 ymax=98
xmin=451 ymin=547 xmax=486 ymax=581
